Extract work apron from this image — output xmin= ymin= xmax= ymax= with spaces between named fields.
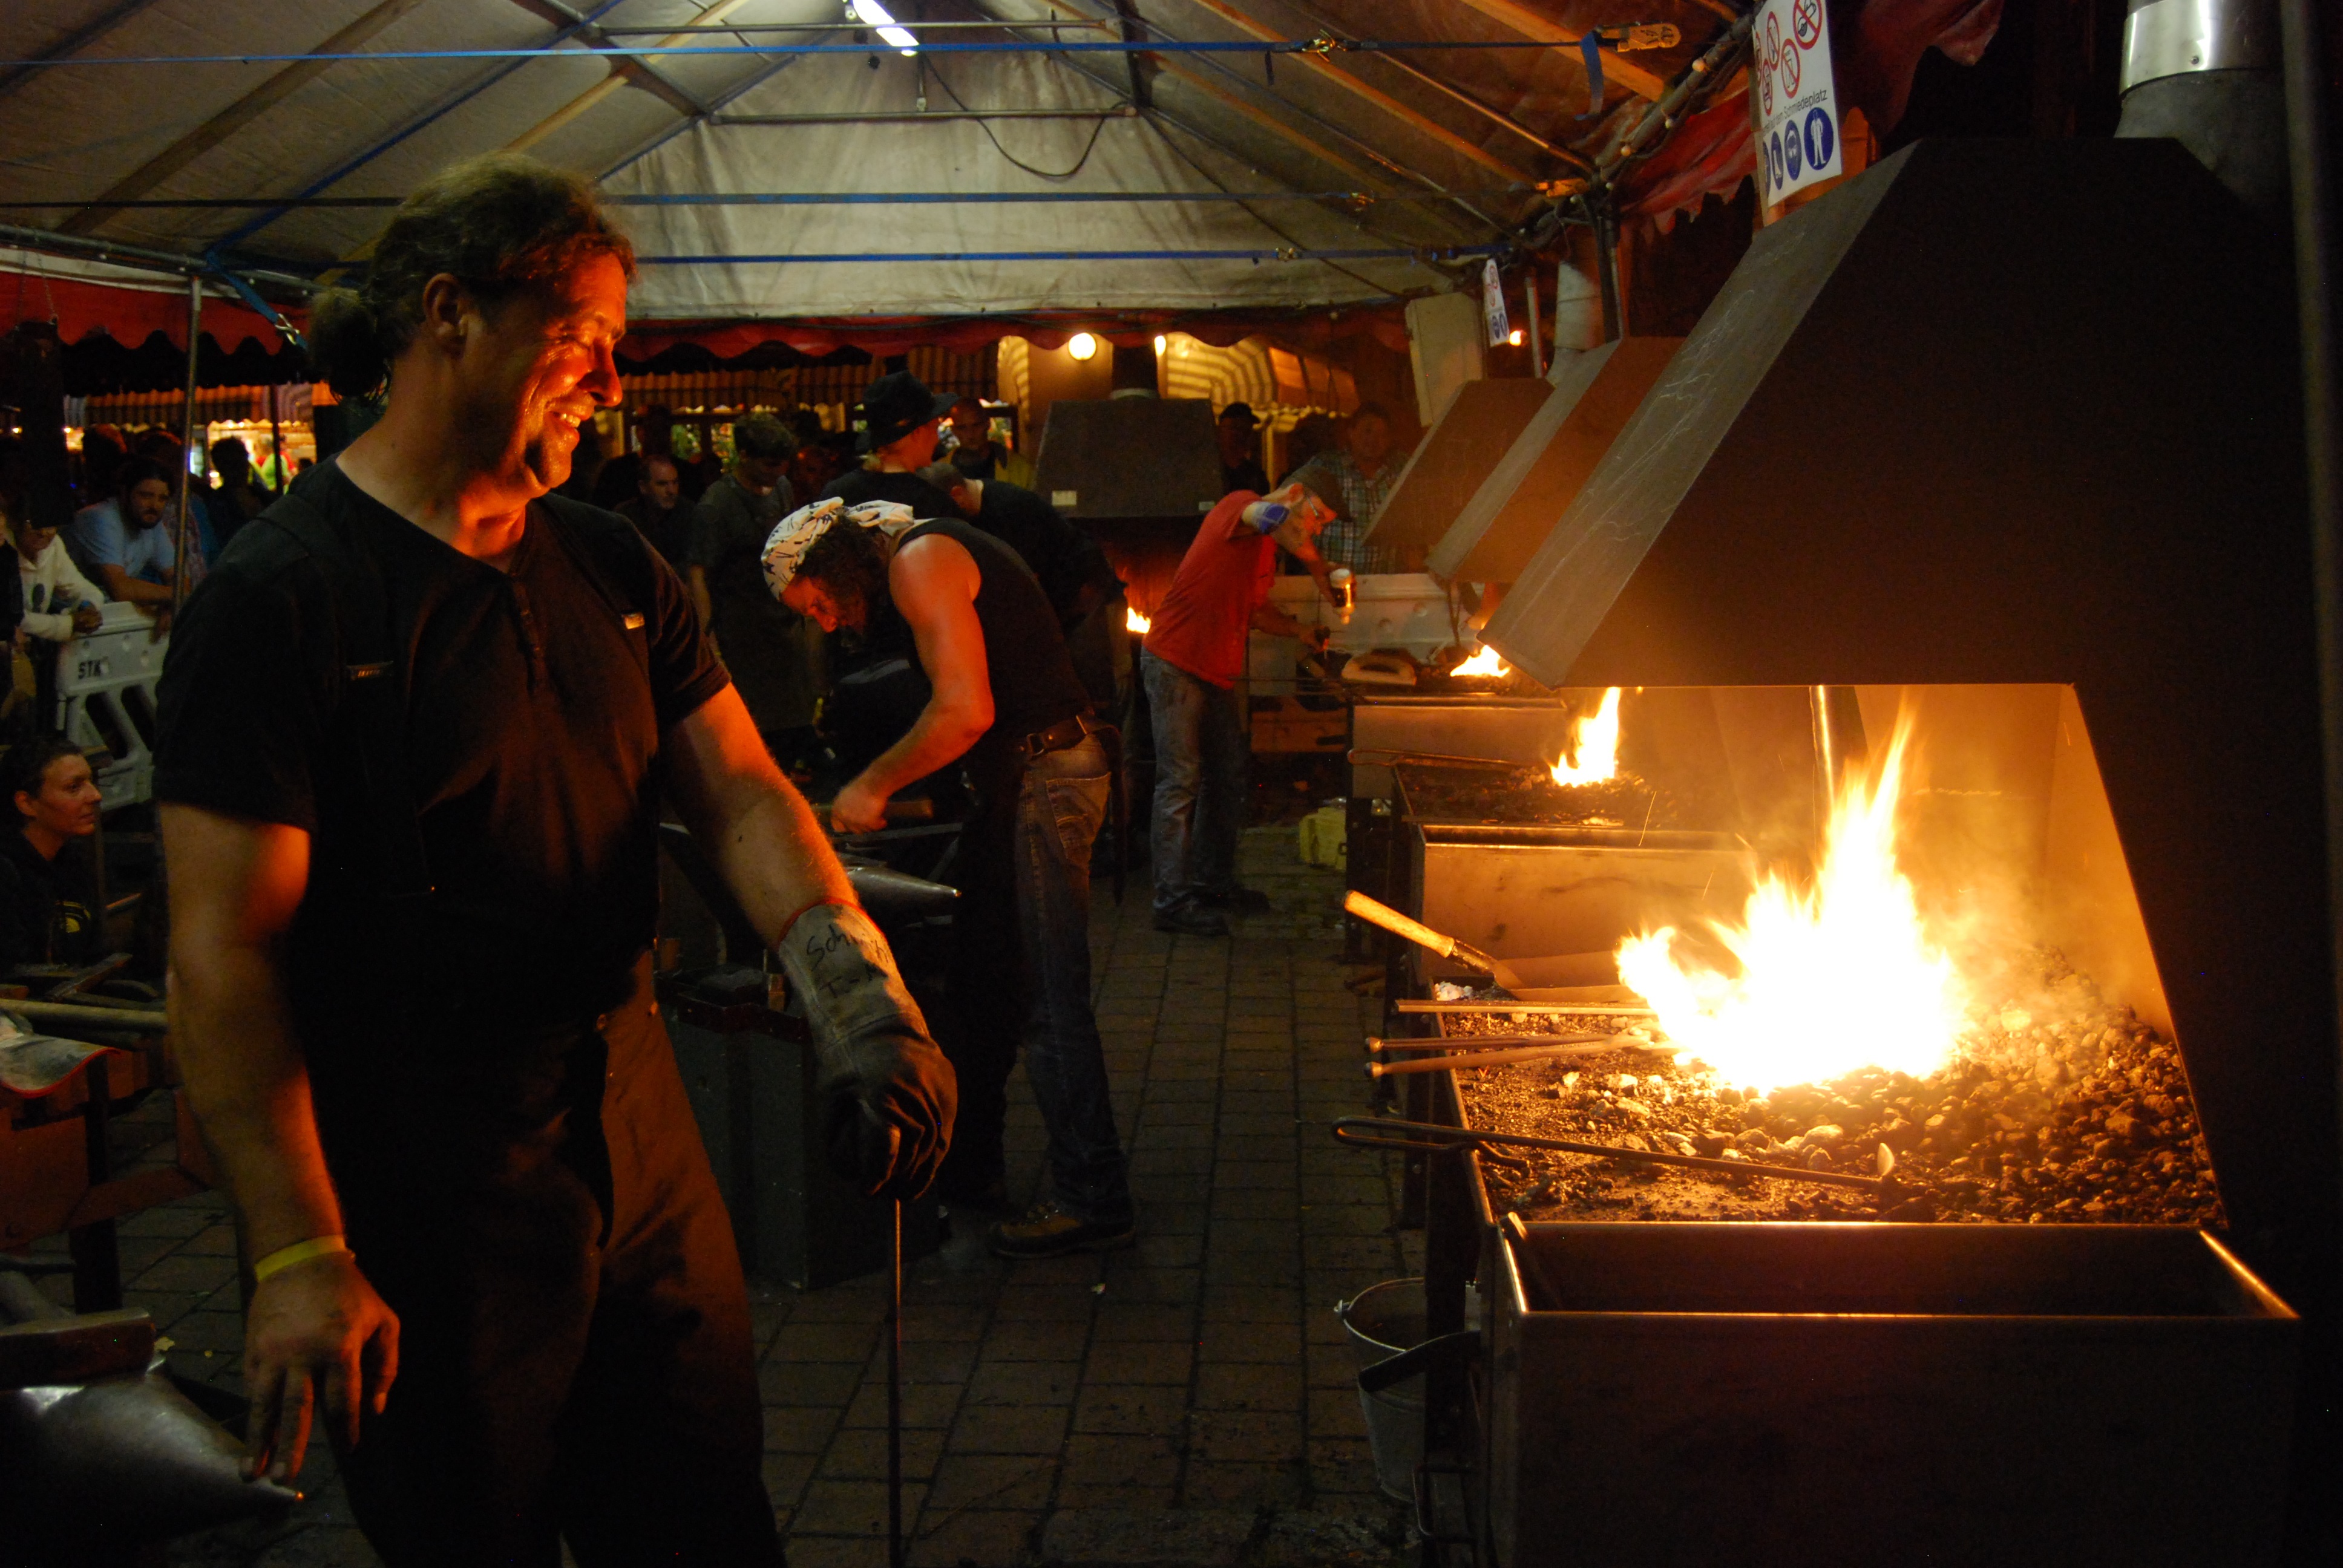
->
xmin=316 ymin=954 xmax=780 ymax=1568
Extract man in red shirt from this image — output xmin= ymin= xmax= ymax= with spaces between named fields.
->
xmin=1141 ymin=482 xmax=1337 ymax=935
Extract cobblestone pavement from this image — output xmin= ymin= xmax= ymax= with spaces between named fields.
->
xmin=31 ymin=826 xmax=1415 ymax=1567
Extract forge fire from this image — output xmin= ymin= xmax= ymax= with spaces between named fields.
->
xmin=1429 ymin=709 xmax=2224 ymax=1227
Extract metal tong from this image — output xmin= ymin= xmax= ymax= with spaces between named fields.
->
xmin=1363 ymin=1034 xmax=1679 ymax=1077
xmin=1330 ymin=1116 xmax=1898 ymax=1199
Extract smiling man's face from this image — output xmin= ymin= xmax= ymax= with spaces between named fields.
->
xmin=456 ymin=250 xmax=628 ymax=496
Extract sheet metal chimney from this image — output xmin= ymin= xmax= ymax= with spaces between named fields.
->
xmin=2116 ymin=0 xmax=2290 ymax=214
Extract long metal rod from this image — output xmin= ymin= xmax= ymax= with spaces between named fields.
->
xmin=599 ymin=19 xmax=1112 ymax=32
xmin=2279 ymin=0 xmax=2343 ymax=1260
xmin=1368 ymin=1040 xmax=1676 ymax=1076
xmin=1394 ymin=1001 xmax=1656 ymax=1017
xmin=709 ymin=107 xmax=1138 ymax=124
xmin=0 ymin=221 xmax=316 ymax=292
xmin=0 ymin=40 xmax=1596 ymax=67
xmin=2 ymin=189 xmax=1515 ymax=207
xmin=168 ymin=275 xmax=200 ymax=618
xmin=1525 ymin=263 xmax=1543 ymax=373
xmin=1332 ymin=1116 xmax=1893 ymax=1196
xmin=887 ymin=1198 xmax=903 ymax=1568
xmin=633 ymin=245 xmax=1496 ymax=264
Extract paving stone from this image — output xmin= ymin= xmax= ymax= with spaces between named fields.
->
xmin=1095 ymin=1265 xmax=1199 ymax=1304
xmin=990 ymin=1282 xmax=1103 ymax=1321
xmin=905 ymin=1507 xmax=1040 ymax=1567
xmin=1090 ymin=1303 xmax=1195 ymax=1342
xmin=965 ymin=1358 xmax=1080 ymax=1405
xmin=1055 ymin=1435 xmax=1182 ymax=1491
xmin=776 ymin=1320 xmax=882 ymax=1364
xmin=947 ymin=1402 xmax=1070 ymax=1455
xmin=1207 ymin=1218 xmax=1298 ymax=1254
xmin=781 ymin=1536 xmax=890 ymax=1568
xmin=1188 ymin=1409 xmax=1305 ymax=1466
xmin=981 ymin=1318 xmax=1092 ymax=1362
xmin=791 ymin=1477 xmax=931 ymax=1536
xmin=765 ymin=1406 xmax=841 ymax=1452
xmin=1307 ymin=1386 xmax=1372 ymax=1440
xmin=1083 ymin=1339 xmax=1191 ymax=1385
xmin=818 ymin=1426 xmax=947 ymax=1480
xmin=1040 ymin=1506 xmax=1253 ymax=1566
xmin=1071 ymin=1382 xmax=1190 ymax=1435
xmin=841 ymin=1381 xmax=965 ymax=1430
xmin=922 ymin=1452 xmax=1059 ymax=1512
xmin=761 ymin=1451 xmax=819 ymax=1506
xmin=116 ymin=1203 xmax=221 ymax=1239
xmin=1306 ymin=1438 xmax=1385 ymax=1498
xmin=1210 ymin=1161 xmax=1296 ymax=1191
xmin=1181 ymin=1459 xmax=1305 ymax=1508
xmin=1193 ymin=1362 xmax=1304 ymax=1412
xmin=1211 ymin=1189 xmax=1302 ymax=1221
xmin=900 ymin=1302 xmax=988 ymax=1342
xmin=1199 ymin=1324 xmax=1302 ymax=1365
xmin=1129 ymin=1232 xmax=1204 ymax=1269
xmin=1199 ymin=1288 xmax=1303 ymax=1324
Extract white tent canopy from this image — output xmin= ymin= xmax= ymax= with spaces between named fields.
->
xmin=0 ymin=1 xmax=1731 ymax=325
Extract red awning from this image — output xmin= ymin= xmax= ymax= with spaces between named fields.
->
xmin=1 ymin=262 xmax=297 ymax=355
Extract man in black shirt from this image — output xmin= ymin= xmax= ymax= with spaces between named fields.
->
xmin=916 ymin=462 xmax=1122 ymax=707
xmin=822 ymin=370 xmax=960 ymax=518
xmin=687 ymin=413 xmax=822 ymax=772
xmin=0 ymin=739 xmax=105 ymax=972
xmin=153 ymin=155 xmax=952 ymax=1567
xmin=613 ymin=451 xmax=690 ymax=566
xmin=1217 ymin=401 xmax=1271 ymax=497
xmin=768 ymin=499 xmax=1135 ymax=1258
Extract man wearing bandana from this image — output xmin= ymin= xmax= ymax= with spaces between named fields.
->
xmin=765 ymin=500 xmax=1136 ymax=1256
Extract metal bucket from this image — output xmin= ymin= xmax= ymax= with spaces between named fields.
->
xmin=1336 ymin=1277 xmax=1427 ymax=1503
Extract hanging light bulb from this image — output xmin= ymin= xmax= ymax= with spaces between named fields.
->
xmin=1067 ymin=332 xmax=1099 ymax=361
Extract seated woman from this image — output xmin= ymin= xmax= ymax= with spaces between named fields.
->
xmin=10 ymin=491 xmax=105 ymax=648
xmin=0 ymin=737 xmax=106 ymax=973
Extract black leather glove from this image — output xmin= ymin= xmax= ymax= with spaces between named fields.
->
xmin=776 ymin=902 xmax=957 ymax=1198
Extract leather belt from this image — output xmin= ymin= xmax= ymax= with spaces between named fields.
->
xmin=1020 ymin=712 xmax=1098 ymax=762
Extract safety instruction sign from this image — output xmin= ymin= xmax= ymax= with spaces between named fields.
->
xmin=1754 ymin=0 xmax=1842 ymax=204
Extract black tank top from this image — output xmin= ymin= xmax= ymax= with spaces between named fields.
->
xmin=899 ymin=518 xmax=1090 ymax=779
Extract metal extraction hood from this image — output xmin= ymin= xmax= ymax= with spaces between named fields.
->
xmin=1364 ymin=377 xmax=1556 ymax=572
xmin=1426 ymin=336 xmax=1680 ymax=586
xmin=1481 ymin=137 xmax=2328 ymax=1307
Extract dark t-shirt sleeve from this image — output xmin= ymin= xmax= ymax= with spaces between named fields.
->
xmin=152 ymin=549 xmax=333 ymax=832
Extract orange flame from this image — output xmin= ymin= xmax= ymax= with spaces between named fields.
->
xmin=1548 ymin=688 xmax=1622 ymax=787
xmin=1614 ymin=719 xmax=1965 ymax=1093
xmin=1126 ymin=607 xmax=1152 ymax=634
xmin=1452 ymin=646 xmax=1509 ymax=678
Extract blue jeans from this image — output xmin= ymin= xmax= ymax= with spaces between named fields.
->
xmin=1012 ymin=734 xmax=1132 ymax=1224
xmin=1142 ymin=650 xmax=1248 ymax=915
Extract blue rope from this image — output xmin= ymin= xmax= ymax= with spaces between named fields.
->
xmin=0 ymin=40 xmax=1574 ymax=67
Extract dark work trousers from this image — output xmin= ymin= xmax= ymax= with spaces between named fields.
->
xmin=322 ymin=956 xmax=780 ymax=1568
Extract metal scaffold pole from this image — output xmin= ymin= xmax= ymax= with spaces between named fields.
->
xmin=170 ymin=275 xmax=201 ymax=618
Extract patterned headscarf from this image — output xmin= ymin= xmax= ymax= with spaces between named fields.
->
xmin=761 ymin=498 xmax=919 ymax=599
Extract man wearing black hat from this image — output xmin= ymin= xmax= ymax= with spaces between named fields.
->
xmin=821 ymin=371 xmax=962 ymax=518
xmin=1217 ymin=402 xmax=1271 ymax=497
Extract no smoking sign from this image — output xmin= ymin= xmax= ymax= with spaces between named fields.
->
xmin=1754 ymin=0 xmax=1843 ymax=204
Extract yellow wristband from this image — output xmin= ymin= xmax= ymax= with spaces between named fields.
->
xmin=252 ymin=1235 xmax=353 ymax=1282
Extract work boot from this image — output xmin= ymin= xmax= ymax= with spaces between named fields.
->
xmin=1153 ymin=901 xmax=1229 ymax=937
xmin=989 ymin=1200 xmax=1137 ymax=1259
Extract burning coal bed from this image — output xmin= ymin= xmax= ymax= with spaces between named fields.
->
xmin=1447 ymin=950 xmax=2225 ymax=1226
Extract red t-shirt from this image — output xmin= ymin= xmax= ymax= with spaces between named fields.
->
xmin=1144 ymin=491 xmax=1274 ymax=690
